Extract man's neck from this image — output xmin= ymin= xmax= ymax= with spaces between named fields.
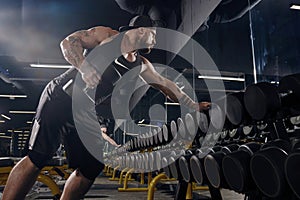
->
xmin=122 ymin=52 xmax=137 ymax=62
xmin=121 ymin=30 xmax=139 ymax=54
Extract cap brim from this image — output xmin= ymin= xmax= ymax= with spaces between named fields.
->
xmin=119 ymin=25 xmax=154 ymax=32
xmin=119 ymin=26 xmax=136 ymax=32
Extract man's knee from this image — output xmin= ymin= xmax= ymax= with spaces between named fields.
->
xmin=78 ymin=163 xmax=104 ymax=181
xmin=28 ymin=150 xmax=52 ymax=169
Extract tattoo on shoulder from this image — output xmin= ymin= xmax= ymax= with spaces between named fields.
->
xmin=81 ymin=31 xmax=89 ymax=37
xmin=68 ymin=36 xmax=80 ymax=45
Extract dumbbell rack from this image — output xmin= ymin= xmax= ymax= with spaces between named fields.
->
xmin=104 ymin=73 xmax=300 ymax=200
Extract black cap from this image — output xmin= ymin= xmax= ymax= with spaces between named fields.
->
xmin=119 ymin=15 xmax=154 ymax=32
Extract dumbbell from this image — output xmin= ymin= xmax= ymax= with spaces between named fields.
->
xmin=208 ymin=101 xmax=245 ymax=144
xmin=204 ymin=143 xmax=240 ymax=188
xmin=130 ymin=154 xmax=137 ymax=170
xmin=161 ymin=150 xmax=185 ymax=178
xmin=244 ymin=82 xmax=280 ymax=121
xmin=128 ymin=137 xmax=138 ymax=152
xmin=222 ymin=142 xmax=261 ymax=193
xmin=285 ymin=141 xmax=300 ymax=199
xmin=148 ymin=151 xmax=155 ymax=172
xmin=142 ymin=133 xmax=151 ymax=149
xmin=290 ymin=115 xmax=300 ymax=126
xmin=208 ymin=103 xmax=227 ymax=131
xmin=168 ymin=156 xmax=180 ymax=180
xmin=152 ymin=129 xmax=159 ymax=147
xmin=140 ymin=128 xmax=157 ymax=148
xmin=168 ymin=149 xmax=188 ymax=180
xmin=161 ymin=156 xmax=172 ymax=178
xmin=278 ymin=73 xmax=300 ymax=115
xmin=242 ymin=125 xmax=257 ymax=139
xmin=124 ymin=154 xmax=131 ymax=168
xmin=137 ymin=152 xmax=150 ymax=172
xmin=189 ymin=146 xmax=223 ymax=185
xmin=142 ymin=132 xmax=150 ymax=149
xmin=155 ymin=150 xmax=177 ymax=172
xmin=213 ymin=129 xmax=241 ymax=146
xmin=250 ymin=139 xmax=292 ymax=199
xmin=190 ymin=150 xmax=207 ymax=185
xmin=185 ymin=112 xmax=208 ymax=136
xmin=147 ymin=131 xmax=154 ymax=148
xmin=170 ymin=120 xmax=178 ymax=145
xmin=185 ymin=112 xmax=209 ymax=146
xmin=227 ymin=127 xmax=244 ymax=141
xmin=183 ymin=113 xmax=197 ymax=141
xmin=161 ymin=124 xmax=174 ymax=145
xmin=144 ymin=152 xmax=152 ymax=172
xmin=225 ymin=91 xmax=252 ymax=126
xmin=177 ymin=150 xmax=195 ymax=183
xmin=177 ymin=117 xmax=188 ymax=141
xmin=176 ymin=112 xmax=209 ymax=145
xmin=136 ymin=134 xmax=143 ymax=150
xmin=189 ymin=146 xmax=225 ymax=200
xmin=244 ymin=74 xmax=300 ymax=121
xmin=136 ymin=154 xmax=143 ymax=171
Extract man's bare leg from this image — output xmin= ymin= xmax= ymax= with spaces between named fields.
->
xmin=60 ymin=169 xmax=94 ymax=200
xmin=2 ymin=156 xmax=41 ymax=200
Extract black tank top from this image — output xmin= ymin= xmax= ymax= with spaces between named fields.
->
xmin=52 ymin=33 xmax=144 ymax=119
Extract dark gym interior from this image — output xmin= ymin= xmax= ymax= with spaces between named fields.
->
xmin=0 ymin=0 xmax=300 ymax=199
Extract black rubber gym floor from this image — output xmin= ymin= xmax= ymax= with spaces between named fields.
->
xmin=28 ymin=176 xmax=244 ymax=200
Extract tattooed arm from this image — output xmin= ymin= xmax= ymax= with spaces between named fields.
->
xmin=60 ymin=26 xmax=118 ymax=87
xmin=139 ymin=57 xmax=211 ymax=111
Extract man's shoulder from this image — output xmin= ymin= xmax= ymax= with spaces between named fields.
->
xmin=88 ymin=26 xmax=118 ymax=35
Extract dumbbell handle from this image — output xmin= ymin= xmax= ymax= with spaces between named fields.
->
xmin=279 ymin=90 xmax=293 ymax=98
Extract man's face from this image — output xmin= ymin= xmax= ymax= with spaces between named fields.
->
xmin=143 ymin=28 xmax=156 ymax=48
xmin=139 ymin=28 xmax=156 ymax=53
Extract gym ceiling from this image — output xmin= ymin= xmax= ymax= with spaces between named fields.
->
xmin=0 ymin=0 xmax=299 ymax=135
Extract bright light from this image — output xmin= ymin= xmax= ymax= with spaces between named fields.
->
xmin=26 ymin=121 xmax=33 ymax=124
xmin=138 ymin=119 xmax=145 ymax=124
xmin=1 ymin=114 xmax=11 ymax=120
xmin=137 ymin=124 xmax=160 ymax=128
xmin=0 ymin=136 xmax=11 ymax=139
xmin=7 ymin=130 xmax=23 ymax=133
xmin=0 ymin=94 xmax=27 ymax=98
xmin=290 ymin=5 xmax=300 ymax=10
xmin=198 ymin=75 xmax=245 ymax=81
xmin=164 ymin=102 xmax=180 ymax=106
xmin=0 ymin=120 xmax=5 ymax=123
xmin=9 ymin=111 xmax=36 ymax=114
xmin=30 ymin=64 xmax=72 ymax=69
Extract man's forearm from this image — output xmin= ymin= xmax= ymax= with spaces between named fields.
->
xmin=159 ymin=78 xmax=198 ymax=110
xmin=158 ymin=86 xmax=198 ymax=110
xmin=178 ymin=93 xmax=198 ymax=110
xmin=101 ymin=131 xmax=119 ymax=147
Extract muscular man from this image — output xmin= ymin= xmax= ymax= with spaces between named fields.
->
xmin=2 ymin=26 xmax=117 ymax=200
xmin=3 ymin=15 xmax=210 ymax=199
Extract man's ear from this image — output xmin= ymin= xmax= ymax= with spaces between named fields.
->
xmin=138 ymin=27 xmax=145 ymax=34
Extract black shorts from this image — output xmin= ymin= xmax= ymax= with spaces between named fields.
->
xmin=28 ymin=80 xmax=104 ymax=175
